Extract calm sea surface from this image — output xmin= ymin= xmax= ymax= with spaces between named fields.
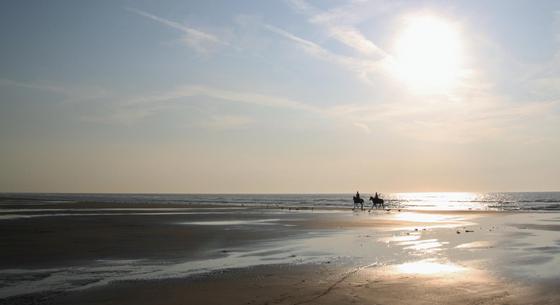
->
xmin=1 ymin=192 xmax=559 ymax=211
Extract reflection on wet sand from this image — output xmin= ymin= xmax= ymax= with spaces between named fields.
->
xmin=2 ymin=206 xmax=560 ymax=304
xmin=402 ymin=239 xmax=448 ymax=253
xmin=377 ymin=234 xmax=420 ymax=243
xmin=394 ymin=259 xmax=465 ymax=275
xmin=394 ymin=212 xmax=455 ymax=223
xmin=455 ymin=240 xmax=494 ymax=249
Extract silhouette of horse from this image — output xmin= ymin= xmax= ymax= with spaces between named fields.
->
xmin=369 ymin=196 xmax=385 ymax=210
xmin=353 ymin=196 xmax=364 ymax=210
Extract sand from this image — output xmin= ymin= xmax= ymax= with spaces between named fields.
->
xmin=1 ymin=202 xmax=560 ymax=305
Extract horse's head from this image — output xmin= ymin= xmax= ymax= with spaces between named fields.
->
xmin=369 ymin=196 xmax=374 ymax=201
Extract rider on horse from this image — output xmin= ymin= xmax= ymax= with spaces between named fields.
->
xmin=369 ymin=192 xmax=385 ymax=209
xmin=353 ymin=191 xmax=364 ymax=210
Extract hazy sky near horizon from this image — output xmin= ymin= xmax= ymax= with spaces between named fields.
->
xmin=1 ymin=0 xmax=559 ymax=193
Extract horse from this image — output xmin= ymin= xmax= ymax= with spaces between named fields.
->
xmin=369 ymin=196 xmax=385 ymax=210
xmin=353 ymin=196 xmax=364 ymax=210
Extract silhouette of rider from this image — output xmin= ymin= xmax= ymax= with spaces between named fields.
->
xmin=374 ymin=192 xmax=379 ymax=199
xmin=355 ymin=191 xmax=361 ymax=200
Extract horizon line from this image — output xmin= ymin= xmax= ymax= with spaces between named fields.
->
xmin=2 ymin=190 xmax=560 ymax=195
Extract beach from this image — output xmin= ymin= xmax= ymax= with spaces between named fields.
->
xmin=1 ymin=195 xmax=560 ymax=304
xmin=3 ymin=1 xmax=560 ymax=304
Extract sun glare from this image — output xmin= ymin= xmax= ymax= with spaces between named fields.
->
xmin=396 ymin=260 xmax=465 ymax=275
xmin=393 ymin=15 xmax=464 ymax=93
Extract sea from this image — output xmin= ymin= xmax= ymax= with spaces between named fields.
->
xmin=1 ymin=192 xmax=560 ymax=211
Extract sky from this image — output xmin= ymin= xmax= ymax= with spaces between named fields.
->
xmin=1 ymin=0 xmax=559 ymax=193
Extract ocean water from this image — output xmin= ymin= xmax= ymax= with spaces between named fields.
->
xmin=1 ymin=192 xmax=559 ymax=211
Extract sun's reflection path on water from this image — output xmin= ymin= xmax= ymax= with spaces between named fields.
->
xmin=390 ymin=192 xmax=481 ymax=210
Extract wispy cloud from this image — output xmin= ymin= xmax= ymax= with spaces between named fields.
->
xmin=258 ymin=0 xmax=400 ymax=84
xmin=352 ymin=122 xmax=371 ymax=133
xmin=264 ymin=24 xmax=386 ymax=83
xmin=0 ymin=78 xmax=108 ymax=103
xmin=126 ymin=84 xmax=319 ymax=112
xmin=264 ymin=24 xmax=350 ymax=65
xmin=80 ymin=84 xmax=322 ymax=125
xmin=198 ymin=115 xmax=254 ymax=129
xmin=332 ymin=90 xmax=560 ymax=143
xmin=65 ymin=77 xmax=558 ymax=142
xmin=126 ymin=7 xmax=225 ymax=54
xmin=287 ymin=0 xmax=389 ymax=58
xmin=327 ymin=26 xmax=389 ymax=57
xmin=0 ymin=78 xmax=68 ymax=94
xmin=5 ymin=75 xmax=555 ymax=143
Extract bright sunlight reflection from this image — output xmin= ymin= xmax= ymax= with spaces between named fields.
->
xmin=396 ymin=260 xmax=465 ymax=275
xmin=393 ymin=15 xmax=464 ymax=93
xmin=394 ymin=212 xmax=452 ymax=223
xmin=395 ymin=192 xmax=478 ymax=210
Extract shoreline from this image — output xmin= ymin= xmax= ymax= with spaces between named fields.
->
xmin=3 ymin=191 xmax=560 ymax=213
xmin=0 ymin=199 xmax=536 ymax=211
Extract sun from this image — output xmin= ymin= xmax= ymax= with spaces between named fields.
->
xmin=393 ymin=15 xmax=464 ymax=93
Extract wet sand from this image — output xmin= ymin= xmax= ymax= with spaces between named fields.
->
xmin=53 ymin=264 xmax=558 ymax=305
xmin=1 ymin=202 xmax=560 ymax=304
